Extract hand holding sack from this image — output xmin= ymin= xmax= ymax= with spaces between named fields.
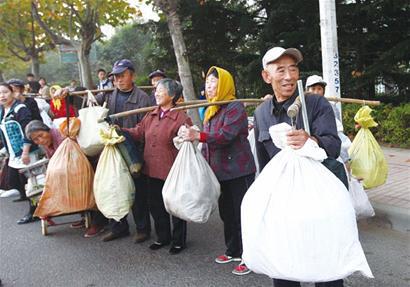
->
xmin=241 ymin=123 xmax=373 ymax=282
xmin=349 ymin=106 xmax=388 ymax=189
xmin=34 ymin=118 xmax=96 ymax=217
xmin=162 ymin=127 xmax=220 ymax=223
xmin=93 ymin=127 xmax=135 ymax=222
xmin=77 ymin=91 xmax=109 ymax=156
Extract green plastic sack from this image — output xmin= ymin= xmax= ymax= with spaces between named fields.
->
xmin=348 ymin=106 xmax=388 ymax=189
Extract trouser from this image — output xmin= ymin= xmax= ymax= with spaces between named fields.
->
xmin=219 ymin=174 xmax=255 ymax=258
xmin=111 ymin=175 xmax=151 ymax=235
xmin=0 ymin=163 xmax=27 ymax=199
xmin=273 ymin=279 xmax=344 ymax=287
xmin=131 ymin=175 xmax=151 ymax=234
xmin=91 ymin=210 xmax=108 ymax=227
xmin=147 ymin=177 xmax=186 ymax=247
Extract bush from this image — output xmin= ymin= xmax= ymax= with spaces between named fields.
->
xmin=342 ymin=103 xmax=410 ymax=148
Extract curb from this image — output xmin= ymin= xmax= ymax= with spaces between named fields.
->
xmin=369 ymin=201 xmax=410 ymax=233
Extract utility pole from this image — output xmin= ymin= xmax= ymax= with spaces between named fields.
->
xmin=319 ymin=0 xmax=342 ymax=121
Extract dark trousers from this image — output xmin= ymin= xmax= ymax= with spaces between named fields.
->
xmin=131 ymin=175 xmax=151 ymax=234
xmin=147 ymin=177 xmax=186 ymax=247
xmin=273 ymin=279 xmax=344 ymax=287
xmin=111 ymin=175 xmax=151 ymax=235
xmin=219 ymin=174 xmax=254 ymax=258
xmin=0 ymin=163 xmax=27 ymax=198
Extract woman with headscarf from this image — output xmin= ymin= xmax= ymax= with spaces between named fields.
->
xmin=181 ymin=67 xmax=256 ymax=275
xmin=123 ymin=78 xmax=192 ymax=255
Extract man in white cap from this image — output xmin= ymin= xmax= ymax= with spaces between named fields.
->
xmin=252 ymin=47 xmax=343 ymax=287
xmin=305 ymin=74 xmax=327 ymax=96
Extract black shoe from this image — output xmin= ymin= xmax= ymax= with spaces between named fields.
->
xmin=149 ymin=241 xmax=169 ymax=250
xmin=17 ymin=214 xmax=39 ymax=225
xmin=13 ymin=197 xmax=28 ymax=202
xmin=169 ymin=245 xmax=184 ymax=255
xmin=134 ymin=232 xmax=150 ymax=244
xmin=102 ymin=231 xmax=130 ymax=242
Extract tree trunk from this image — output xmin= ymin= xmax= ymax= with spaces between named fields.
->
xmin=31 ymin=55 xmax=40 ymax=78
xmin=161 ymin=1 xmax=201 ymax=126
xmin=0 ymin=70 xmax=4 ymax=82
xmin=77 ymin=46 xmax=94 ymax=89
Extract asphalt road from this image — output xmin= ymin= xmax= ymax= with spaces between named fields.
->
xmin=0 ymin=198 xmax=409 ymax=287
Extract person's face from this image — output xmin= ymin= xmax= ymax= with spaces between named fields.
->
xmin=262 ymin=55 xmax=299 ymax=101
xmin=70 ymin=81 xmax=76 ymax=87
xmin=307 ymin=84 xmax=325 ymax=97
xmin=39 ymin=79 xmax=46 ymax=86
xmin=0 ymin=86 xmax=15 ymax=107
xmin=151 ymin=76 xmax=163 ymax=88
xmin=27 ymin=76 xmax=34 ymax=81
xmin=205 ymin=74 xmax=218 ymax=99
xmin=155 ymin=84 xmax=173 ymax=107
xmin=98 ymin=71 xmax=106 ymax=81
xmin=30 ymin=130 xmax=52 ymax=147
xmin=10 ymin=85 xmax=23 ymax=98
xmin=114 ymin=69 xmax=134 ymax=91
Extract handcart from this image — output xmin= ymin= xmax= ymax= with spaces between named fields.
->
xmin=19 ymin=157 xmax=92 ymax=236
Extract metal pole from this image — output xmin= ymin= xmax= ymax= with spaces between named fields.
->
xmin=319 ymin=0 xmax=342 ymax=122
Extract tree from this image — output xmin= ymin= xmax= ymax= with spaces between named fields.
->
xmin=0 ymin=0 xmax=54 ymax=77
xmin=31 ymin=0 xmax=137 ymax=88
xmin=151 ymin=0 xmax=201 ymax=126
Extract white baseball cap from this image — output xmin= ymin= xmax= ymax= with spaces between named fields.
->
xmin=306 ymin=75 xmax=327 ymax=89
xmin=262 ymin=47 xmax=303 ymax=69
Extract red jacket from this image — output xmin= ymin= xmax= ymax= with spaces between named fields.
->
xmin=124 ymin=107 xmax=192 ymax=180
xmin=50 ymin=99 xmax=76 ymax=119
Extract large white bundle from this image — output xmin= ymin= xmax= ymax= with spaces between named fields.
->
xmin=93 ymin=128 xmax=135 ymax=221
xmin=163 ymin=140 xmax=220 ymax=224
xmin=241 ymin=123 xmax=373 ymax=282
xmin=77 ymin=105 xmax=109 ymax=156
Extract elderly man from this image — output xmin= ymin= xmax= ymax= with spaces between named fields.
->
xmin=148 ymin=69 xmax=166 ymax=105
xmin=253 ymin=47 xmax=343 ymax=287
xmin=94 ymin=59 xmax=153 ymax=242
xmin=57 ymin=59 xmax=152 ymax=242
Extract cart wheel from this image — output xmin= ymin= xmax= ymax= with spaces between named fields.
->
xmin=41 ymin=219 xmax=48 ymax=236
xmin=84 ymin=212 xmax=91 ymax=229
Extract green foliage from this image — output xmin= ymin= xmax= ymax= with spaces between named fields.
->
xmin=342 ymin=103 xmax=410 ymax=148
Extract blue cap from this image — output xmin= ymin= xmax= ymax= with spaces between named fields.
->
xmin=109 ymin=59 xmax=135 ymax=76
xmin=7 ymin=78 xmax=25 ymax=87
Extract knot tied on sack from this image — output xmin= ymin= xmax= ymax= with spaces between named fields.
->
xmin=59 ymin=117 xmax=81 ymax=139
xmin=268 ymin=123 xmax=327 ymax=161
xmin=174 ymin=125 xmax=200 ymax=150
xmin=99 ymin=126 xmax=126 ymax=146
xmin=354 ymin=106 xmax=378 ymax=129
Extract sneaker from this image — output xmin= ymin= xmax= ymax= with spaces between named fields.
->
xmin=215 ymin=254 xmax=242 ymax=264
xmin=70 ymin=219 xmax=85 ymax=229
xmin=232 ymin=263 xmax=251 ymax=276
xmin=84 ymin=225 xmax=105 ymax=238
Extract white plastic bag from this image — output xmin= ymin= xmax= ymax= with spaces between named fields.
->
xmin=77 ymin=105 xmax=109 ymax=156
xmin=241 ymin=123 xmax=373 ymax=282
xmin=163 ymin=140 xmax=220 ymax=224
xmin=247 ymin=129 xmax=260 ymax=177
xmin=93 ymin=127 xmax=135 ymax=221
xmin=349 ymin=177 xmax=375 ymax=219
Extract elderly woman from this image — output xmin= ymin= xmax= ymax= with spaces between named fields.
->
xmin=123 ymin=78 xmax=192 ymax=255
xmin=181 ymin=67 xmax=256 ymax=275
xmin=0 ymin=82 xmax=39 ymax=224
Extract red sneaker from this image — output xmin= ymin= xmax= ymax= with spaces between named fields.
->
xmin=84 ymin=225 xmax=105 ymax=238
xmin=215 ymin=254 xmax=242 ymax=264
xmin=232 ymin=263 xmax=251 ymax=276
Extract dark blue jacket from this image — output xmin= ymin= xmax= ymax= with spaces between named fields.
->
xmin=254 ymin=92 xmax=341 ymax=171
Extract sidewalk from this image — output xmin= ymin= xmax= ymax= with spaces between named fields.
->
xmin=365 ymin=147 xmax=410 ymax=233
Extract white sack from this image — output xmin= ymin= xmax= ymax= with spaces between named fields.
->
xmin=163 ymin=140 xmax=220 ymax=223
xmin=77 ymin=105 xmax=109 ymax=156
xmin=241 ymin=123 xmax=373 ymax=282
